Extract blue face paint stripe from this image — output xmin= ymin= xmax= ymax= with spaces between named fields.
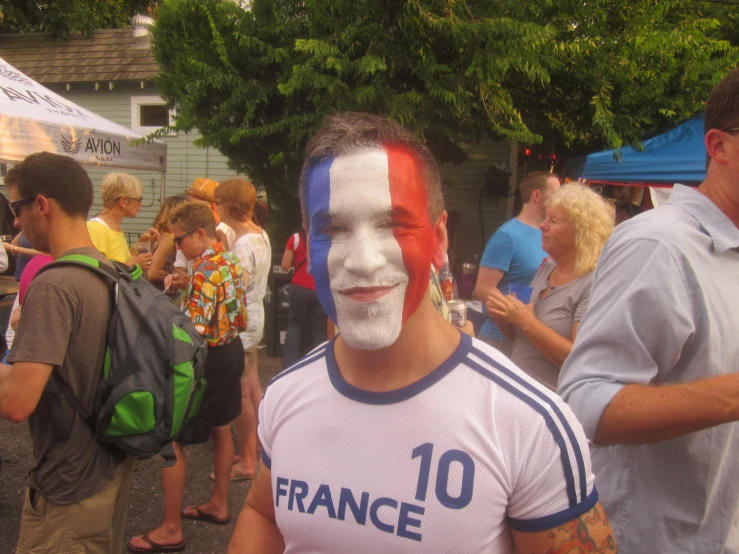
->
xmin=305 ymin=156 xmax=337 ymax=323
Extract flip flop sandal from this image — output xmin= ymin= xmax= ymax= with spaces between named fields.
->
xmin=181 ymin=505 xmax=231 ymax=525
xmin=127 ymin=533 xmax=186 ymax=553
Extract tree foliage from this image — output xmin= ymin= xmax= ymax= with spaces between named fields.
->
xmin=0 ymin=0 xmax=160 ymax=39
xmin=152 ymin=0 xmax=739 ymax=230
xmin=514 ymin=0 xmax=739 ymax=150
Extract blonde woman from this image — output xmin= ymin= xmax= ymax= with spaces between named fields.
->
xmin=487 ymin=184 xmax=614 ymax=390
xmin=88 ymin=172 xmax=155 ymax=267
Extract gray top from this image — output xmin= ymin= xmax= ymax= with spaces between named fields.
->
xmin=558 ymin=185 xmax=739 ymax=553
xmin=8 ymin=247 xmax=124 ymax=504
xmin=510 ymin=260 xmax=592 ymax=390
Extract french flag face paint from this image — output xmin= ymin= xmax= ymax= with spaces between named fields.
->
xmin=306 ymin=146 xmax=436 ymax=350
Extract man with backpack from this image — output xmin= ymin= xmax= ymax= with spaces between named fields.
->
xmin=0 ymin=152 xmax=133 ymax=554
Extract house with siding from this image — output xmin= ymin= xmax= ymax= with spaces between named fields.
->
xmin=0 ymin=22 xmax=517 ymax=262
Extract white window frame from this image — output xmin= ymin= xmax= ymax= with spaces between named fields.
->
xmin=130 ymin=96 xmax=176 ymax=136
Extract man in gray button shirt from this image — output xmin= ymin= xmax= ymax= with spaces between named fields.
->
xmin=559 ymin=68 xmax=739 ymax=553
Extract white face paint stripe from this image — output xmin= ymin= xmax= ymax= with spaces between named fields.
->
xmin=326 ymin=148 xmax=409 ymax=350
xmin=328 ymin=149 xmax=396 ymax=280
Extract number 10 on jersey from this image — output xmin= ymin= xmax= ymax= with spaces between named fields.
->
xmin=412 ymin=443 xmax=475 ymax=509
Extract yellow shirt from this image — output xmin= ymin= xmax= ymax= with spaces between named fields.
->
xmin=87 ymin=218 xmax=131 ymax=263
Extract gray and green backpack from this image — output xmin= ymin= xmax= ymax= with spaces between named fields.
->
xmin=38 ymin=254 xmax=207 ymax=464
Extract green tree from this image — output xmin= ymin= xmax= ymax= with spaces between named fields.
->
xmin=511 ymin=0 xmax=739 ymax=151
xmin=0 ymin=0 xmax=160 ymax=39
xmin=152 ymin=0 xmax=739 ymax=233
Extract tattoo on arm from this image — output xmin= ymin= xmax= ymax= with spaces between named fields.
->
xmin=531 ymin=503 xmax=617 ymax=554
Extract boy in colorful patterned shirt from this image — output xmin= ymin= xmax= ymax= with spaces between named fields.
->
xmin=184 ymin=242 xmax=247 ymax=347
xmin=129 ymin=203 xmax=247 ymax=553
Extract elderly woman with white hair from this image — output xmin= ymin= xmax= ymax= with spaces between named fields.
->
xmin=88 ymin=172 xmax=154 ymax=267
xmin=487 ymin=184 xmax=614 ymax=390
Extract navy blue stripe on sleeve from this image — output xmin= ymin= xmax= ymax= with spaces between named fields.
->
xmin=261 ymin=450 xmax=272 ymax=470
xmin=470 ymin=346 xmax=588 ymax=503
xmin=508 ymin=488 xmax=599 ymax=532
xmin=464 ymin=356 xmax=579 ymax=508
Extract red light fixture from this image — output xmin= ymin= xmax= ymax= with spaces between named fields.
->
xmin=519 ymin=147 xmax=532 ymax=167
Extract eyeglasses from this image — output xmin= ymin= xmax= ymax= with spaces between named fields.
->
xmin=173 ymin=229 xmax=198 ymax=246
xmin=9 ymin=195 xmax=55 ymax=218
xmin=725 ymin=128 xmax=739 ymax=135
xmin=117 ymin=196 xmax=143 ymax=203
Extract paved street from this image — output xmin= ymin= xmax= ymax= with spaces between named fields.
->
xmin=0 ymin=353 xmax=281 ymax=553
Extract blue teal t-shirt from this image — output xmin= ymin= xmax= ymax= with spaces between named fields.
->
xmin=479 ymin=218 xmax=547 ymax=340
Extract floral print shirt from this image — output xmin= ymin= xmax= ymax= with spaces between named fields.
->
xmin=183 ymin=242 xmax=247 ymax=347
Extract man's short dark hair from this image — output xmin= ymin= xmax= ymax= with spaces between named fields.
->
xmin=519 ymin=171 xmax=555 ymax=203
xmin=705 ymin=67 xmax=739 ymax=135
xmin=4 ymin=152 xmax=93 ymax=217
xmin=299 ymin=112 xmax=444 ymax=228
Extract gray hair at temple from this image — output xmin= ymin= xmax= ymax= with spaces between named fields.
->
xmin=299 ymin=112 xmax=445 ymax=229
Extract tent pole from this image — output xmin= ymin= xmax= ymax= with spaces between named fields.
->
xmin=159 ymin=171 xmax=166 ymax=203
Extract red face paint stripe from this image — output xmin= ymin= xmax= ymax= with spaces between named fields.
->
xmin=385 ymin=145 xmax=436 ymax=322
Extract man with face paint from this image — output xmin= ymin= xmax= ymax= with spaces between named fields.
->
xmin=229 ymin=113 xmax=616 ymax=554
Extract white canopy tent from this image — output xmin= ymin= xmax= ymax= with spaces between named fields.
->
xmin=0 ymin=57 xmax=167 ymax=199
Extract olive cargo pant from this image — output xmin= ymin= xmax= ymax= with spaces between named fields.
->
xmin=15 ymin=458 xmax=134 ymax=554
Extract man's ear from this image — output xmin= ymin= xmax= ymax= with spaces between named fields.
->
xmin=705 ymin=129 xmax=729 ymax=166
xmin=530 ymin=189 xmax=542 ymax=204
xmin=36 ymin=195 xmax=53 ymax=217
xmin=431 ymin=211 xmax=449 ymax=270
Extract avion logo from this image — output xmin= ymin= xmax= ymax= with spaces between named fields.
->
xmin=59 ymin=134 xmax=82 ymax=154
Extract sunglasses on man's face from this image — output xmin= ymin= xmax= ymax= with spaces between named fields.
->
xmin=173 ymin=229 xmax=199 ymax=246
xmin=9 ymin=195 xmax=55 ymax=218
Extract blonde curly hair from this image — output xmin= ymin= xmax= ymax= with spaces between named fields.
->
xmin=547 ymin=184 xmax=614 ymax=275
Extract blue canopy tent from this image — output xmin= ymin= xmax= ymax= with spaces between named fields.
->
xmin=579 ymin=115 xmax=706 ymax=186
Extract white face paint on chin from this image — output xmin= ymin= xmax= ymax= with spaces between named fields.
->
xmin=327 ymin=149 xmax=409 ymax=350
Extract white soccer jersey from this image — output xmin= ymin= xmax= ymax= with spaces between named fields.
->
xmin=259 ymin=334 xmax=596 ymax=553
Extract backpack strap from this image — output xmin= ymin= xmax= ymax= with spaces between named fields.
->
xmin=50 ymin=369 xmax=95 ymax=429
xmin=35 ymin=254 xmax=122 ymax=441
xmin=36 ymin=254 xmax=122 ymax=282
xmin=159 ymin=442 xmax=177 ymax=468
xmin=294 ymin=258 xmax=306 ymax=275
